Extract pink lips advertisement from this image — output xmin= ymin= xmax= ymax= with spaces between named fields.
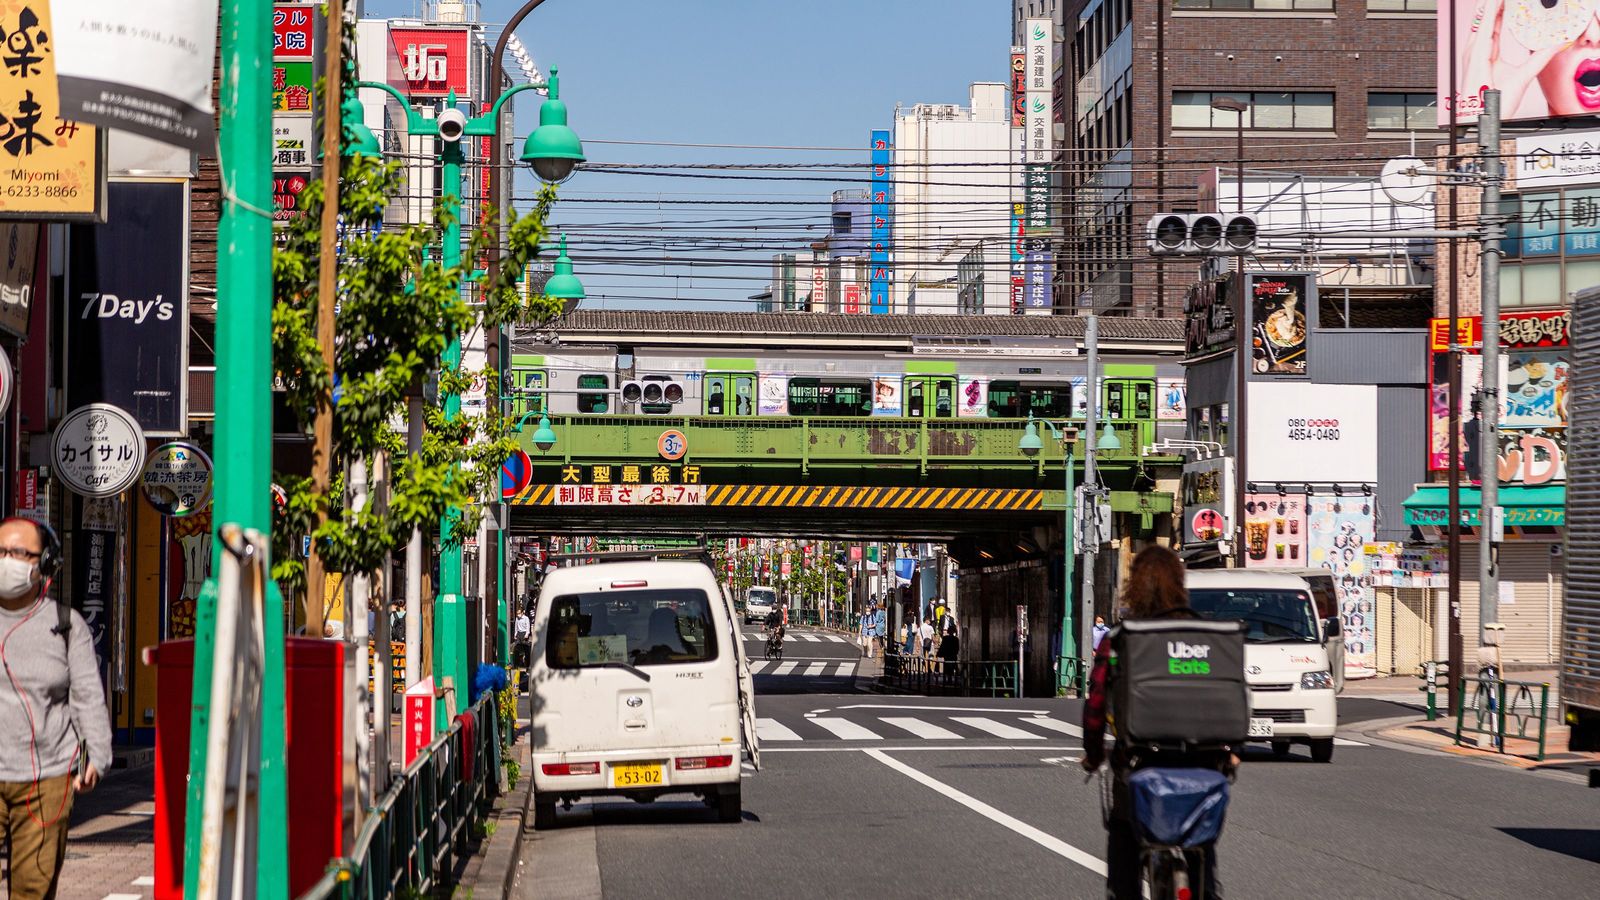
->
xmin=1440 ymin=0 xmax=1600 ymax=125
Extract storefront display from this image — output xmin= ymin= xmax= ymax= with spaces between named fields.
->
xmin=1305 ymin=493 xmax=1377 ymax=679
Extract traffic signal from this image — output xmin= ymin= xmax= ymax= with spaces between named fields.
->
xmin=1146 ymin=213 xmax=1256 ymax=256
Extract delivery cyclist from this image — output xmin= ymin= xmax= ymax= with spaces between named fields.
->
xmin=1081 ymin=546 xmax=1235 ymax=899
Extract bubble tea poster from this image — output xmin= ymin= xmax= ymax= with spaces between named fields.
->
xmin=1306 ymin=494 xmax=1377 ymax=679
xmin=1242 ymin=494 xmax=1306 ymax=569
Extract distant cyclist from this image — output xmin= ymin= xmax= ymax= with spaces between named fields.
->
xmin=764 ymin=607 xmax=784 ymax=642
xmin=1081 ymin=546 xmax=1233 ymax=899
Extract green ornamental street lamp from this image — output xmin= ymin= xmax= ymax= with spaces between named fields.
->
xmin=1019 ymin=415 xmax=1084 ymax=694
xmin=349 ymin=68 xmax=582 ymax=731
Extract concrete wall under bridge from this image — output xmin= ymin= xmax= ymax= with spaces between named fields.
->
xmin=955 ymin=559 xmax=1059 ymax=697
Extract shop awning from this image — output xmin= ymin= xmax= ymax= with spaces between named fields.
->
xmin=1402 ymin=485 xmax=1565 ymax=527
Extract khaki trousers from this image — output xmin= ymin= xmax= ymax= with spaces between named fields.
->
xmin=0 ymin=774 xmax=74 ymax=900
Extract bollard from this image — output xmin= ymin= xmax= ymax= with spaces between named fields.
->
xmin=1423 ymin=661 xmax=1438 ymax=722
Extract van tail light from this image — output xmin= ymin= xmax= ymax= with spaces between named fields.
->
xmin=611 ymin=580 xmax=648 ymax=588
xmin=674 ymin=755 xmax=733 ymax=771
xmin=542 ymin=762 xmax=600 ymax=776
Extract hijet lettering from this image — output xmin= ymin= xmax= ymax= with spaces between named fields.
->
xmin=1167 ymin=640 xmax=1211 ymax=675
xmin=80 ymin=293 xmax=174 ymax=323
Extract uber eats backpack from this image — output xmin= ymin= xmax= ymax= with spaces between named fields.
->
xmin=1109 ymin=618 xmax=1249 ymax=748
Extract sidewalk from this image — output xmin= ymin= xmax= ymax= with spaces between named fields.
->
xmin=58 ymin=764 xmax=156 ymax=900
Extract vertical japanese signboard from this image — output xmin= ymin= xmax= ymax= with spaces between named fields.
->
xmin=0 ymin=2 xmax=104 ymax=221
xmin=869 ymin=129 xmax=892 ymax=315
xmin=273 ymin=4 xmax=317 ymax=226
xmin=1023 ymin=27 xmax=1052 ymax=313
xmin=1024 ymin=19 xmax=1051 ymax=165
xmin=66 ymin=181 xmax=189 ymax=436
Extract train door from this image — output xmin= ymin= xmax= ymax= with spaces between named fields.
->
xmin=704 ymin=372 xmax=757 ymax=417
xmin=508 ymin=367 xmax=546 ymax=421
xmin=904 ymin=375 xmax=956 ymax=418
xmin=1102 ymin=378 xmax=1155 ymax=443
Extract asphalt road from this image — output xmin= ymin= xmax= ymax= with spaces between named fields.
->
xmin=514 ymin=657 xmax=1600 ymax=899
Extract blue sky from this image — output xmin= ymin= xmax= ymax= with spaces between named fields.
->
xmin=367 ymin=0 xmax=1008 ymax=309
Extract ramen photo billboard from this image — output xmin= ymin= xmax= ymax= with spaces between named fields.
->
xmin=1438 ymin=0 xmax=1600 ymax=123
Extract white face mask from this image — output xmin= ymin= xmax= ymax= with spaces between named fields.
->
xmin=0 ymin=557 xmax=38 ymax=601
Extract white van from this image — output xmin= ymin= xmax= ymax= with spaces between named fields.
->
xmin=1184 ymin=569 xmax=1345 ymax=762
xmin=528 ymin=558 xmax=759 ymax=827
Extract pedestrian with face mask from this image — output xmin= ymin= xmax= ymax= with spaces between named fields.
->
xmin=0 ymin=517 xmax=113 ymax=898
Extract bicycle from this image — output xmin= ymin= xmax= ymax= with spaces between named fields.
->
xmin=764 ymin=629 xmax=784 ymax=662
xmin=1093 ymin=751 xmax=1233 ymax=900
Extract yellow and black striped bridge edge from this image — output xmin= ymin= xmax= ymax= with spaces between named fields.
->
xmin=512 ymin=484 xmax=1043 ymax=510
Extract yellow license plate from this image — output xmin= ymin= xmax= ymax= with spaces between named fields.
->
xmin=612 ymin=762 xmax=664 ymax=788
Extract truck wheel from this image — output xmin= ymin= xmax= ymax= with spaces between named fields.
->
xmin=533 ymin=792 xmax=557 ymax=830
xmin=717 ymin=784 xmax=742 ymax=823
xmin=1309 ymin=739 xmax=1334 ymax=763
xmin=1271 ymin=740 xmax=1291 ymax=758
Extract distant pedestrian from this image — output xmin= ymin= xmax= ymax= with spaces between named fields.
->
xmin=903 ymin=621 xmax=916 ymax=656
xmin=939 ymin=626 xmax=961 ymax=684
xmin=920 ymin=618 xmax=935 ymax=657
xmin=1091 ymin=615 xmax=1110 ymax=650
xmin=390 ymin=602 xmax=406 ymax=642
xmin=0 ymin=518 xmax=113 ymax=898
xmin=860 ymin=608 xmax=872 ymax=658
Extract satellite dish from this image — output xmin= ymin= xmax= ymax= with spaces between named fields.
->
xmin=1380 ymin=157 xmax=1434 ymax=206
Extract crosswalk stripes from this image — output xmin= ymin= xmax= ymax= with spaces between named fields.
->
xmin=772 ymin=661 xmax=799 ymax=676
xmin=742 ymin=632 xmax=851 ymax=644
xmin=748 ymin=660 xmax=857 ymax=677
xmin=950 ymin=717 xmax=1045 ymax=740
xmin=810 ymin=717 xmax=880 ymax=740
xmin=1022 ymin=716 xmax=1082 ymax=738
xmin=879 ymin=717 xmax=961 ymax=740
xmin=803 ymin=662 xmax=828 ymax=676
xmin=756 ymin=718 xmax=802 ymax=742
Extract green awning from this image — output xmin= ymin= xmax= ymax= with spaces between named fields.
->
xmin=1402 ymin=485 xmax=1565 ymax=527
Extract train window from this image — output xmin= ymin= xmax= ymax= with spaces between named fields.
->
xmin=934 ymin=380 xmax=954 ymax=418
xmin=1105 ymin=381 xmax=1126 ymax=420
xmin=705 ymin=375 xmax=727 ymax=415
xmin=1133 ymin=381 xmax=1154 ymax=421
xmin=907 ymin=381 xmax=925 ymax=418
xmin=734 ymin=376 xmax=755 ymax=416
xmin=577 ymin=374 xmax=609 ymax=413
xmin=986 ymin=381 xmax=1074 ymax=419
xmin=787 ymin=377 xmax=872 ymax=416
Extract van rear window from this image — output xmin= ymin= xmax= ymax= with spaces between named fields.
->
xmin=546 ymin=589 xmax=718 ymax=668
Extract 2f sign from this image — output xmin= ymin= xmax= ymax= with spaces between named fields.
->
xmin=80 ymin=293 xmax=174 ymax=324
xmin=404 ymin=44 xmax=448 ymax=84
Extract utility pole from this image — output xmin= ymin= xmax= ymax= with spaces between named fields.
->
xmin=305 ymin=0 xmax=345 ymax=638
xmin=1081 ymin=314 xmax=1100 ymax=680
xmin=1477 ymin=90 xmax=1505 ymax=674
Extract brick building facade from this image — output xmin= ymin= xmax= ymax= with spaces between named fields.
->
xmin=1062 ymin=0 xmax=1438 ymax=317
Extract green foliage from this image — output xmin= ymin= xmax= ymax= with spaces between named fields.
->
xmin=269 ymin=44 xmax=564 ymax=592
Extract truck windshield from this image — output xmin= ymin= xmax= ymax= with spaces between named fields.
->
xmin=1187 ymin=589 xmax=1319 ymax=643
xmin=546 ymin=589 xmax=719 ymax=668
xmin=748 ymin=589 xmax=775 ymax=606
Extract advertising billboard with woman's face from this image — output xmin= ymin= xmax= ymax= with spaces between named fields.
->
xmin=1441 ymin=0 xmax=1600 ymax=124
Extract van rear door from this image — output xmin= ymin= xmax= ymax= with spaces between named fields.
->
xmin=540 ymin=584 xmax=738 ymax=755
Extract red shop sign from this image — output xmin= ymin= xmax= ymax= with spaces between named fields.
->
xmin=273 ymin=4 xmax=316 ymax=61
xmin=1428 ymin=310 xmax=1570 ymax=352
xmin=389 ymin=27 xmax=470 ymax=99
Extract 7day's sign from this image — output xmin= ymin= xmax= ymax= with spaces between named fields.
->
xmin=0 ymin=2 xmax=104 ymax=220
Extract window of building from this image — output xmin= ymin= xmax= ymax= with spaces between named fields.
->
xmin=1172 ymin=91 xmax=1333 ymax=129
xmin=832 ymin=211 xmax=851 ymax=235
xmin=1174 ymin=0 xmax=1333 ymax=9
xmin=1368 ymin=92 xmax=1437 ymax=130
xmin=1368 ymin=0 xmax=1435 ymax=10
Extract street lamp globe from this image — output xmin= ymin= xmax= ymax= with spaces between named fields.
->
xmin=1018 ymin=419 xmax=1043 ymax=458
xmin=521 ymin=65 xmax=584 ymax=183
xmin=339 ymin=97 xmax=383 ymax=160
xmin=542 ymin=234 xmax=585 ymax=314
xmin=532 ymin=415 xmax=558 ymax=452
xmin=1096 ymin=423 xmax=1123 ymax=452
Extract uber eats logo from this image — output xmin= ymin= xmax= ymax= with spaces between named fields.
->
xmin=1167 ymin=641 xmax=1212 ymax=675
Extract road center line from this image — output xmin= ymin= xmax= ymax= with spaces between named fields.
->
xmin=837 ymin=703 xmax=1050 ymax=714
xmin=864 ymin=749 xmax=1107 ymax=877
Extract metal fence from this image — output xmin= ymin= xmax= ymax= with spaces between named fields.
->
xmin=297 ymin=695 xmax=501 ymax=900
xmin=880 ymin=652 xmax=1019 ymax=697
xmin=1454 ymin=675 xmax=1551 ymax=761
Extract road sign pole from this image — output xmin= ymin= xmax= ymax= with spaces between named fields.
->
xmin=436 ymin=128 xmax=467 ymax=732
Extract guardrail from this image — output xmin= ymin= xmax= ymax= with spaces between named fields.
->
xmin=1054 ymin=655 xmax=1087 ymax=698
xmin=1454 ymin=675 xmax=1550 ymax=761
xmin=297 ymin=695 xmax=500 ymax=900
xmin=881 ymin=652 xmax=1019 ymax=697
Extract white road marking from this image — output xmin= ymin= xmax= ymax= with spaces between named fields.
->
xmin=131 ymin=878 xmax=156 ymax=887
xmin=804 ymin=662 xmax=828 ymax=676
xmin=880 ymin=717 xmax=962 ymax=739
xmin=102 ymin=895 xmax=143 ymax=900
xmin=1023 ymin=717 xmax=1083 ymax=738
xmin=798 ymin=633 xmax=821 ymax=642
xmin=951 ymin=717 xmax=1045 ymax=740
xmin=834 ymin=662 xmax=857 ymax=677
xmin=1333 ymin=737 xmax=1369 ymax=747
xmin=823 ymin=634 xmax=849 ymax=643
xmin=1040 ymin=756 xmax=1081 ymax=767
xmin=838 ymin=703 xmax=1049 ymax=714
xmin=810 ymin=717 xmax=882 ymax=740
xmin=755 ymin=717 xmax=802 ymax=741
xmin=764 ymin=744 xmax=1079 ymax=753
xmin=866 ymin=749 xmax=1106 ymax=876
xmin=772 ymin=661 xmax=799 ymax=675
xmin=747 ymin=660 xmax=770 ymax=675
